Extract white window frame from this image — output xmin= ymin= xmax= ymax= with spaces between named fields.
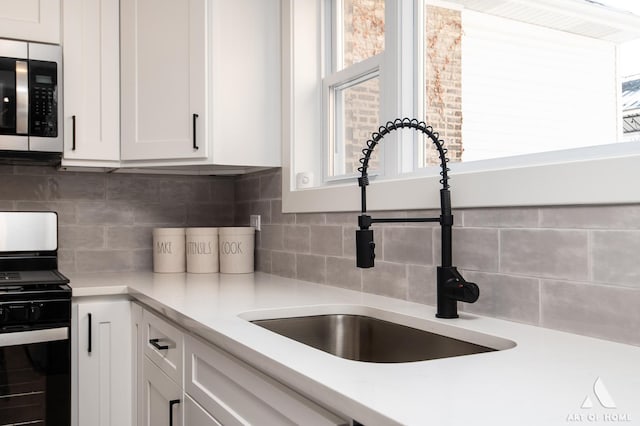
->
xmin=282 ymin=0 xmax=640 ymax=213
xmin=323 ymin=56 xmax=383 ymax=181
xmin=321 ymin=0 xmax=415 ymax=184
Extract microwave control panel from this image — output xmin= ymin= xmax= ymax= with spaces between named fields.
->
xmin=29 ymin=60 xmax=58 ymax=138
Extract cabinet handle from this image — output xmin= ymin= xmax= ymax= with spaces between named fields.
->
xmin=87 ymin=312 xmax=92 ymax=353
xmin=192 ymin=113 xmax=199 ymax=150
xmin=169 ymin=399 xmax=180 ymax=426
xmin=72 ymin=115 xmax=77 ymax=150
xmin=149 ymin=338 xmax=170 ymax=351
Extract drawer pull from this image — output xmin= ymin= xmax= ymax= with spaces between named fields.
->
xmin=169 ymin=399 xmax=180 ymax=426
xmin=149 ymin=338 xmax=170 ymax=351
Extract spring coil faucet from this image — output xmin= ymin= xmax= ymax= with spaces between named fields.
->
xmin=355 ymin=118 xmax=479 ymax=318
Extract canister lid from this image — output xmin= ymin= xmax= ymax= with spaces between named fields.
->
xmin=186 ymin=227 xmax=219 ymax=235
xmin=218 ymin=226 xmax=255 ymax=236
xmin=153 ymin=227 xmax=186 ymax=236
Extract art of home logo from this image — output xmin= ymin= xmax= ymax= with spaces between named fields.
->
xmin=566 ymin=377 xmax=632 ymax=423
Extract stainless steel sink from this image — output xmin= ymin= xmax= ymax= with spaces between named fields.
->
xmin=251 ymin=314 xmax=497 ymax=363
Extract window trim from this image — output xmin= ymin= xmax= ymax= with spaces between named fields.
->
xmin=323 ymin=55 xmax=383 ymax=179
xmin=281 ymin=0 xmax=640 ymax=214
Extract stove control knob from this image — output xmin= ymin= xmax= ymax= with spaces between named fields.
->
xmin=30 ymin=303 xmax=43 ymax=321
xmin=0 ymin=306 xmax=7 ymax=322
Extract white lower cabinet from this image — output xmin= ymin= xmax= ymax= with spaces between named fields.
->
xmin=185 ymin=334 xmax=348 ymax=426
xmin=185 ymin=395 xmax=222 ymax=426
xmin=142 ymin=356 xmax=183 ymax=426
xmin=135 ymin=304 xmax=348 ymax=426
xmin=73 ymin=299 xmax=132 ymax=426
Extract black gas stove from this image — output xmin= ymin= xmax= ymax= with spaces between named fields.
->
xmin=0 ymin=211 xmax=71 ymax=425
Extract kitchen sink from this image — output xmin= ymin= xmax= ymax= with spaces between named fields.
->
xmin=250 ymin=313 xmax=509 ymax=363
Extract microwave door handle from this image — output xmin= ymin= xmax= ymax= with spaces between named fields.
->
xmin=15 ymin=60 xmax=29 ymax=135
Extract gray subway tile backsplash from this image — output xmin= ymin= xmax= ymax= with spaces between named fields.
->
xmin=296 ymin=253 xmax=326 ymax=284
xmin=541 ymin=279 xmax=640 ymax=346
xmin=326 ymin=256 xmax=362 ymax=292
xmin=1 ymin=165 xmax=235 ymax=274
xmin=283 ymin=225 xmax=310 ymax=252
xmin=592 ymin=230 xmax=640 ymax=287
xmin=310 ymin=225 xmax=343 ymax=256
xmin=362 ymin=261 xmax=408 ymax=299
xmin=243 ymin=169 xmax=640 ymax=347
xmin=463 ymin=207 xmax=539 ymax=228
xmin=383 ymin=226 xmax=433 ymax=265
xmin=500 ymin=229 xmax=589 ymax=281
xmin=452 ymin=228 xmax=499 ymax=272
xmin=407 ymin=264 xmax=437 ymax=306
xmin=75 ymin=201 xmax=135 ymax=225
xmin=3 ymin=166 xmax=639 ymax=346
xmin=461 ymin=271 xmax=540 ymax=325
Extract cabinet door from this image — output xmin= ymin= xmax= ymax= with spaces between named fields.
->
xmin=0 ymin=0 xmax=60 ymax=43
xmin=184 ymin=395 xmax=222 ymax=426
xmin=142 ymin=357 xmax=182 ymax=426
xmin=120 ymin=0 xmax=207 ymax=161
xmin=62 ymin=0 xmax=120 ymax=164
xmin=210 ymin=0 xmax=281 ymax=167
xmin=76 ymin=300 xmax=132 ymax=426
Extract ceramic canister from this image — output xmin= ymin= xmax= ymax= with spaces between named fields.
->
xmin=186 ymin=227 xmax=219 ymax=273
xmin=218 ymin=227 xmax=255 ymax=274
xmin=152 ymin=228 xmax=186 ymax=273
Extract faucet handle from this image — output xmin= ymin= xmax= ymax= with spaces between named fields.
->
xmin=356 ymin=229 xmax=375 ymax=268
xmin=442 ymin=268 xmax=479 ymax=304
xmin=454 ymin=280 xmax=479 ymax=303
xmin=437 ymin=266 xmax=480 ymax=311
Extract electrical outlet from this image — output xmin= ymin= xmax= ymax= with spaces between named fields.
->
xmin=250 ymin=214 xmax=261 ymax=231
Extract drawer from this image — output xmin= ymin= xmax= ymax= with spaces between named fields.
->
xmin=143 ymin=309 xmax=184 ymax=385
xmin=185 ymin=334 xmax=348 ymax=426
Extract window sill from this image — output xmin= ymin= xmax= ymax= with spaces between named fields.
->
xmin=282 ymin=142 xmax=640 ymax=213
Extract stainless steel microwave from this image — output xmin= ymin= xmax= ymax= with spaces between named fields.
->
xmin=0 ymin=39 xmax=62 ymax=153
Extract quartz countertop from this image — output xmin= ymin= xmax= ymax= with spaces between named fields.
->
xmin=68 ymin=271 xmax=640 ymax=426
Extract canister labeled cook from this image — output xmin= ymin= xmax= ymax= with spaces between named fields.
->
xmin=186 ymin=227 xmax=219 ymax=273
xmin=152 ymin=228 xmax=186 ymax=273
xmin=218 ymin=227 xmax=255 ymax=273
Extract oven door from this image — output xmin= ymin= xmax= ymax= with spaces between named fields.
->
xmin=0 ymin=327 xmax=70 ymax=426
xmin=0 ymin=40 xmax=29 ymax=151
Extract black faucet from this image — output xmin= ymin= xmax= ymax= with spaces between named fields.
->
xmin=355 ymin=118 xmax=479 ymax=318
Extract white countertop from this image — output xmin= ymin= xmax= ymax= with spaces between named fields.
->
xmin=69 ymin=271 xmax=640 ymax=426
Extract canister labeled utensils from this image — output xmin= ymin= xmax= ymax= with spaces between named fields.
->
xmin=186 ymin=227 xmax=219 ymax=273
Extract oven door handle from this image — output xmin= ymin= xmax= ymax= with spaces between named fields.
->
xmin=0 ymin=327 xmax=68 ymax=347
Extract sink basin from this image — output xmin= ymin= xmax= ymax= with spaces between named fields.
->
xmin=251 ymin=313 xmax=500 ymax=363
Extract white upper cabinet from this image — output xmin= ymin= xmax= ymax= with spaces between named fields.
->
xmin=61 ymin=0 xmax=120 ymax=166
xmin=120 ymin=0 xmax=281 ymax=168
xmin=0 ymin=0 xmax=60 ymax=43
xmin=208 ymin=0 xmax=281 ymax=168
xmin=120 ymin=0 xmax=207 ymax=162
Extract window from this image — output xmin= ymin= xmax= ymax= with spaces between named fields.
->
xmin=282 ymin=0 xmax=640 ymax=213
xmin=324 ymin=0 xmax=385 ymax=180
